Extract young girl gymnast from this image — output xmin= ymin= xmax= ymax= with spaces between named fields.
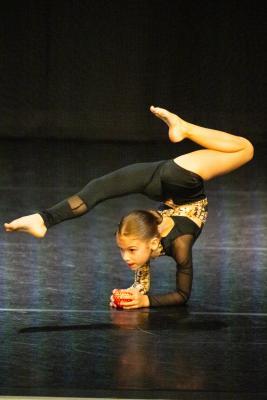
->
xmin=4 ymin=106 xmax=254 ymax=309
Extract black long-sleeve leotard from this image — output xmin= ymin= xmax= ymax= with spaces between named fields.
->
xmin=39 ymin=159 xmax=207 ymax=307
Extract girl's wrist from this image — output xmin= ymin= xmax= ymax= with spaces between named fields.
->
xmin=143 ymin=295 xmax=150 ymax=307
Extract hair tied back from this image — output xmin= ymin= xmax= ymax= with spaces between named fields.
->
xmin=148 ymin=210 xmax=163 ymax=225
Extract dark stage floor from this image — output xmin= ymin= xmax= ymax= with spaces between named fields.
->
xmin=0 ymin=139 xmax=267 ymax=399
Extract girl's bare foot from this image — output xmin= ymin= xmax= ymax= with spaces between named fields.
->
xmin=4 ymin=213 xmax=47 ymax=238
xmin=150 ymin=105 xmax=188 ymax=143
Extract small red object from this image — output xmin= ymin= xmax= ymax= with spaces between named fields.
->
xmin=113 ymin=289 xmax=133 ymax=308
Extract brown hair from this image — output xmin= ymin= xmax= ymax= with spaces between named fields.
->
xmin=117 ymin=209 xmax=163 ymax=240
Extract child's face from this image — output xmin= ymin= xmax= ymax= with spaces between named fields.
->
xmin=116 ymin=233 xmax=157 ymax=270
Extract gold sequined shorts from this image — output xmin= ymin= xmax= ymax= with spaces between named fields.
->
xmin=158 ymin=197 xmax=208 ymax=228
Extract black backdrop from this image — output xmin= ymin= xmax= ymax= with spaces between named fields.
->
xmin=1 ymin=0 xmax=266 ymax=142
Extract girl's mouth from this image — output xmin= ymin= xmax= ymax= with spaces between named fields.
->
xmin=127 ymin=263 xmax=136 ymax=269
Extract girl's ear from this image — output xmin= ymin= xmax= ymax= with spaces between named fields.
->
xmin=150 ymin=237 xmax=160 ymax=251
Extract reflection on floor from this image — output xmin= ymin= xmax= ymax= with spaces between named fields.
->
xmin=0 ymin=139 xmax=266 ymax=399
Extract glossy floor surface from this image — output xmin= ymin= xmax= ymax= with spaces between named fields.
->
xmin=0 ymin=139 xmax=266 ymax=399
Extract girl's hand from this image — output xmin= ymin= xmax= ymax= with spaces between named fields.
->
xmin=109 ymin=290 xmax=118 ymax=308
xmin=109 ymin=289 xmax=150 ymax=310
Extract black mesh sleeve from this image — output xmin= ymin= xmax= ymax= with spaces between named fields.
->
xmin=148 ymin=234 xmax=194 ymax=307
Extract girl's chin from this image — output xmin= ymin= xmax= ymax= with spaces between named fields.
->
xmin=127 ymin=261 xmax=149 ymax=270
xmin=129 ymin=265 xmax=138 ymax=270
xmin=127 ymin=263 xmax=139 ymax=270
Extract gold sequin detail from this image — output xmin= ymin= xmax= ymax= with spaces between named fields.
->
xmin=159 ymin=197 xmax=208 ymax=229
xmin=128 ymin=263 xmax=150 ymax=294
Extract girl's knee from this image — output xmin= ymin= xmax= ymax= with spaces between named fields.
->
xmin=243 ymin=138 xmax=254 ymax=162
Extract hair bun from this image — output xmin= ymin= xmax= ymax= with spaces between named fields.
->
xmin=117 ymin=209 xmax=162 ymax=240
xmin=148 ymin=210 xmax=163 ymax=225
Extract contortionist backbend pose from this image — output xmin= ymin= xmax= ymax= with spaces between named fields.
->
xmin=4 ymin=106 xmax=254 ymax=309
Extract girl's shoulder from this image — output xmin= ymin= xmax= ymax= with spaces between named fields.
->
xmin=160 ymin=216 xmax=201 ymax=256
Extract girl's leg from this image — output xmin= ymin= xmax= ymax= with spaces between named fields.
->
xmin=4 ymin=160 xmax=165 ymax=237
xmin=4 ymin=214 xmax=47 ymax=238
xmin=4 ymin=195 xmax=87 ymax=237
xmin=150 ymin=106 xmax=254 ymax=181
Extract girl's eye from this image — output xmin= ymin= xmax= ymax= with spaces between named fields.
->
xmin=130 ymin=249 xmax=136 ymax=252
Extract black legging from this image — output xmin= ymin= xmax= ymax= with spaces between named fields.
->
xmin=40 ymin=159 xmax=205 ymax=228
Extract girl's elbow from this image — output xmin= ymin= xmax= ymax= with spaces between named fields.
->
xmin=177 ymin=289 xmax=190 ymax=305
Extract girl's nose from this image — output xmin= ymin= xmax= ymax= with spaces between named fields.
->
xmin=122 ymin=253 xmax=130 ymax=262
xmin=123 ymin=256 xmax=130 ymax=263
